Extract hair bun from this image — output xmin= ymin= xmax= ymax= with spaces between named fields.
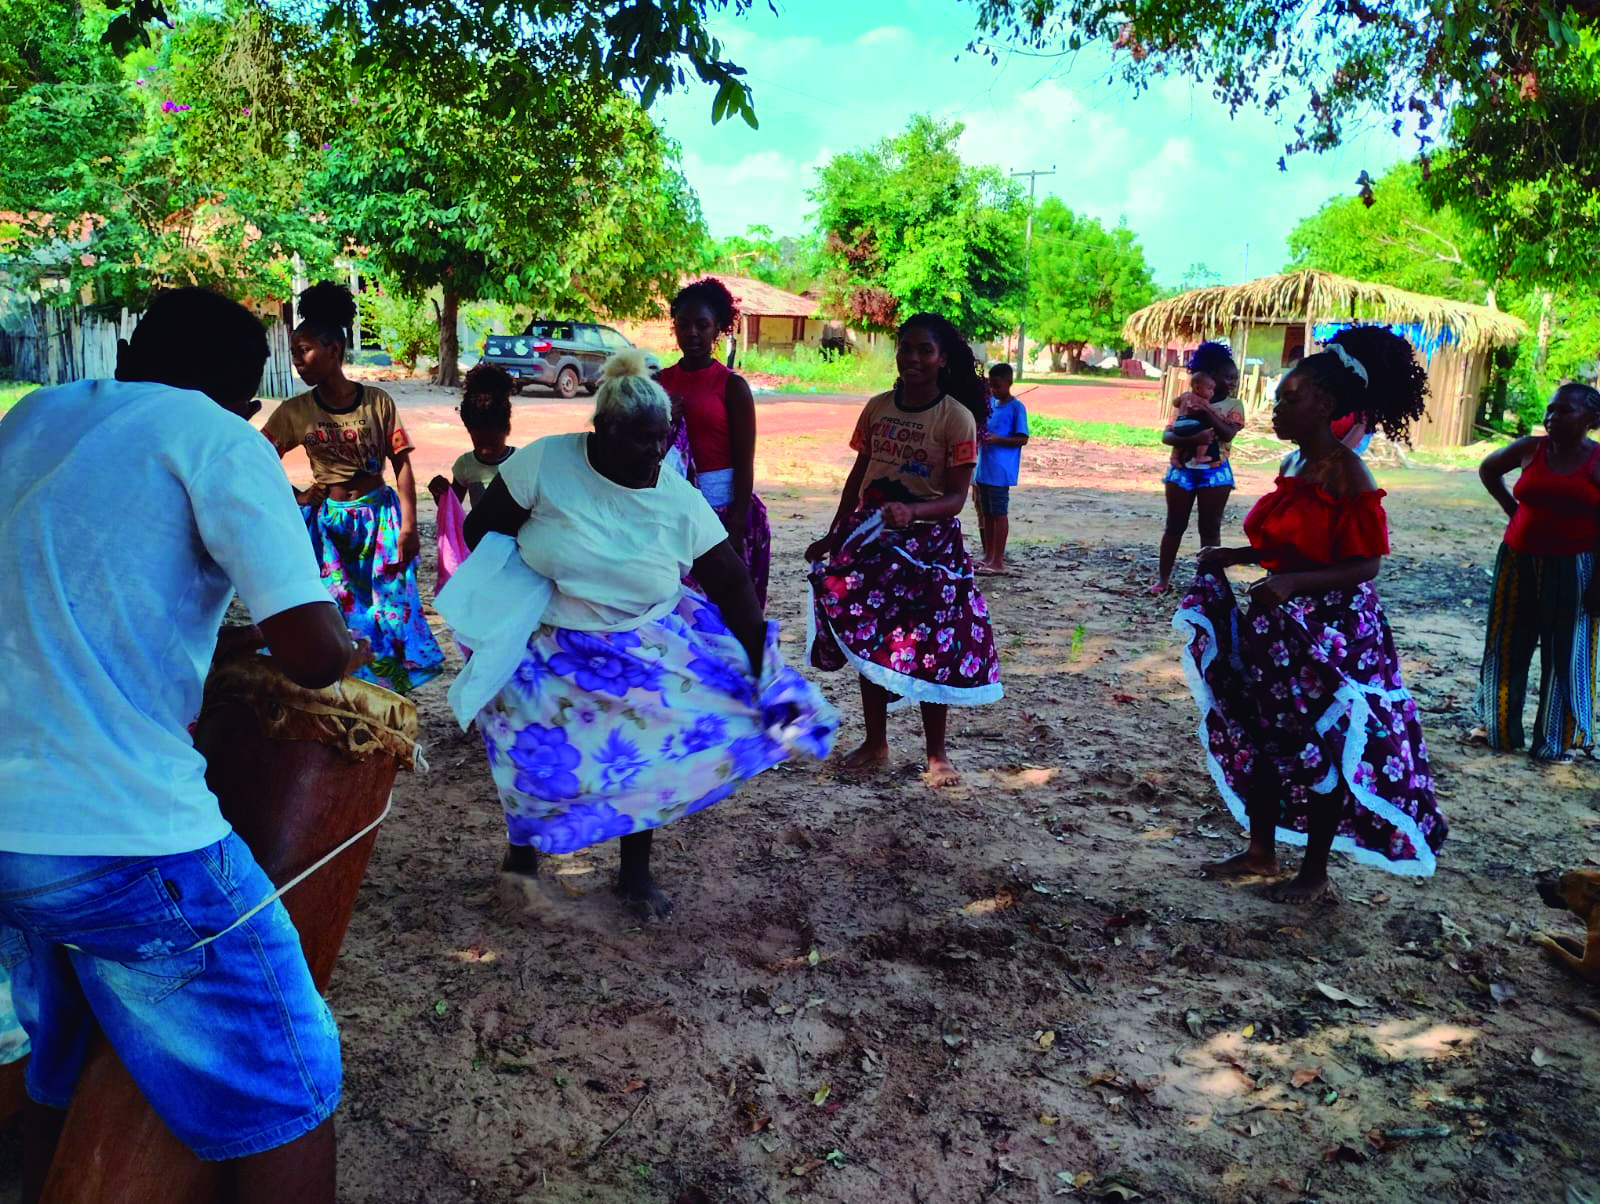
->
xmin=297 ymin=280 xmax=357 ymax=330
xmin=602 ymin=348 xmax=652 ymax=381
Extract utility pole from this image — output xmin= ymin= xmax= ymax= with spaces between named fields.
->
xmin=1011 ymin=166 xmax=1055 ymax=379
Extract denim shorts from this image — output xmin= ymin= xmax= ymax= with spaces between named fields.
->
xmin=974 ymin=483 xmax=1011 ymax=517
xmin=0 ymin=832 xmax=341 ymax=1160
xmin=1163 ymin=462 xmax=1235 ymax=492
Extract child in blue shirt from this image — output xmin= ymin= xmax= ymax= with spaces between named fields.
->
xmin=973 ymin=363 xmax=1030 ymax=574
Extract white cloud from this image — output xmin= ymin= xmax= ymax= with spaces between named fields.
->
xmin=659 ymin=0 xmax=1408 ymax=286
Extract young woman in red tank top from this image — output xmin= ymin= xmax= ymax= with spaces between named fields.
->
xmin=1474 ymin=383 xmax=1600 ymax=761
xmin=657 ymin=278 xmax=771 ymax=607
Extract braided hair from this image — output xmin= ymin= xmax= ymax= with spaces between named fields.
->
xmin=1553 ymin=381 xmax=1600 ymax=420
xmin=670 ymin=277 xmax=739 ymax=334
xmin=1296 ymin=325 xmax=1429 ymax=445
xmin=459 ymin=363 xmax=514 ymax=434
xmin=296 ymin=281 xmax=357 ymax=360
xmin=895 ymin=312 xmax=990 ymax=430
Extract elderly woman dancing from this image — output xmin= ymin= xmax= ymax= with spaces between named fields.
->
xmin=444 ymin=351 xmax=835 ymax=918
xmin=1175 ymin=326 xmax=1448 ymax=903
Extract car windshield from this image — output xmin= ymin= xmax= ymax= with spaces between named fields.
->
xmin=523 ymin=322 xmax=574 ymax=341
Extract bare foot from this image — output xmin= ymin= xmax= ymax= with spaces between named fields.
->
xmin=501 ymin=844 xmax=540 ymax=878
xmin=1266 ymin=871 xmax=1338 ymax=905
xmin=1202 ymin=848 xmax=1279 ymax=880
xmin=614 ymin=873 xmax=674 ymax=921
xmin=841 ymin=742 xmax=890 ymax=771
xmin=923 ymin=756 xmax=961 ymax=788
xmin=1146 ymin=580 xmax=1172 ymax=597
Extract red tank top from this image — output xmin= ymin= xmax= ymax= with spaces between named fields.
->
xmin=1505 ymin=440 xmax=1600 ymax=558
xmin=658 ymin=360 xmax=732 ymax=473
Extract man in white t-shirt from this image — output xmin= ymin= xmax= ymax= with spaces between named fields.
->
xmin=0 ymin=289 xmax=362 ymax=1200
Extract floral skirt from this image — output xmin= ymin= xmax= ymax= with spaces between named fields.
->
xmin=303 ymin=487 xmax=444 ymax=695
xmin=1173 ymin=567 xmax=1447 ymax=876
xmin=708 ymin=492 xmax=771 ymax=610
xmin=807 ymin=510 xmax=1002 ymax=708
xmin=478 ymin=593 xmax=836 ymax=853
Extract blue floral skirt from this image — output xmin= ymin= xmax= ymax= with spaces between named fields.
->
xmin=478 ymin=594 xmax=837 ymax=854
xmin=303 ymin=487 xmax=444 ymax=695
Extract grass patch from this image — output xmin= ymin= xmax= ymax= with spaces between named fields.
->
xmin=1030 ymin=415 xmax=1165 ymax=448
xmin=0 ymin=379 xmax=42 ymax=418
xmin=742 ymin=344 xmax=896 ymax=395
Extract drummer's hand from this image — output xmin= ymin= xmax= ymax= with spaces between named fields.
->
xmin=880 ymin=501 xmax=914 ymax=529
xmin=214 ymin=624 xmax=265 ymax=660
xmin=804 ymin=536 xmax=834 ymax=564
xmin=397 ymin=524 xmax=421 ymax=566
xmin=296 ymin=483 xmax=328 ymax=510
xmin=346 ymin=637 xmax=374 ymax=674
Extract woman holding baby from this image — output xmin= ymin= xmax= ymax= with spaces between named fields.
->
xmin=1150 ymin=341 xmax=1245 ymax=595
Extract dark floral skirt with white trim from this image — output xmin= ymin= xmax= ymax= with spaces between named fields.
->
xmin=807 ymin=508 xmax=1002 ymax=709
xmin=1173 ymin=567 xmax=1447 ymax=877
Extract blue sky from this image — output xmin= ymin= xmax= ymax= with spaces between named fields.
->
xmin=649 ymin=0 xmax=1408 ymax=289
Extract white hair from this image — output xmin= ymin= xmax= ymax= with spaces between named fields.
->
xmin=593 ymin=349 xmax=670 ymax=424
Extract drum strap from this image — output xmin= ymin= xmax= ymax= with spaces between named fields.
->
xmin=61 ymin=794 xmax=394 ymax=958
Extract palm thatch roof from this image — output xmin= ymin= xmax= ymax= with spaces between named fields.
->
xmin=1123 ymin=269 xmax=1525 ymax=356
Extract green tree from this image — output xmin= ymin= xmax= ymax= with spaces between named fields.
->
xmin=1285 ymin=163 xmax=1488 ymax=303
xmin=311 ymin=80 xmax=704 ymax=387
xmin=706 ymin=225 xmax=819 ymax=294
xmin=963 ymin=1 xmax=1600 ymax=290
xmin=101 ymin=0 xmax=765 ymax=129
xmin=0 ymin=1 xmax=338 ymax=307
xmin=1027 ymin=199 xmax=1154 ymax=371
xmin=810 ymin=115 xmax=1025 ymax=339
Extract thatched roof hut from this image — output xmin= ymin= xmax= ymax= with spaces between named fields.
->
xmin=1122 ymin=269 xmax=1528 ymax=448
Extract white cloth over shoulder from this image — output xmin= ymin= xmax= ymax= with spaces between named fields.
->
xmin=434 ymin=532 xmax=553 ymax=729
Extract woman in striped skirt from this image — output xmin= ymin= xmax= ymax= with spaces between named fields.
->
xmin=1474 ymin=383 xmax=1600 ymax=762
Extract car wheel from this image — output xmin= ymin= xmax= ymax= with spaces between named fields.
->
xmin=555 ymin=366 xmax=580 ymax=399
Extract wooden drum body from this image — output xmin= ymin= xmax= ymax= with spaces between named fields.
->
xmin=40 ymin=655 xmax=417 ymax=1203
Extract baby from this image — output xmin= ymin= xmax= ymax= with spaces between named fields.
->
xmin=1175 ymin=370 xmax=1216 ymax=416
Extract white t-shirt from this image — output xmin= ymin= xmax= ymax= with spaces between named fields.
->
xmin=500 ymin=433 xmax=727 ymax=631
xmin=0 ymin=380 xmax=333 ymax=856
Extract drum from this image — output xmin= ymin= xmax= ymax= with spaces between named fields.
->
xmin=39 ymin=655 xmax=418 ymax=1203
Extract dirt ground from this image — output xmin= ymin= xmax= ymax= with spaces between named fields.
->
xmin=8 ymin=383 xmax=1598 ymax=1202
xmin=305 ymin=389 xmax=1600 ymax=1204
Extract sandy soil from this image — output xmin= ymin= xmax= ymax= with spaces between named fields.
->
xmin=9 ymin=385 xmax=1600 ymax=1202
xmin=314 ymin=393 xmax=1600 ymax=1204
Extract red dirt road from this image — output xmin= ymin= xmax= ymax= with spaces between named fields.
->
xmin=261 ymin=378 xmax=1163 ymax=486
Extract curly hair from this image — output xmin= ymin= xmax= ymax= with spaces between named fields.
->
xmin=895 ymin=312 xmax=990 ymax=430
xmin=296 ymin=280 xmax=357 ymax=358
xmin=119 ymin=287 xmax=269 ymax=405
xmin=1186 ymin=341 xmax=1235 ymax=377
xmin=670 ymin=277 xmax=740 ymax=334
xmin=1296 ymin=325 xmax=1430 ymax=445
xmin=459 ymin=363 xmax=514 ymax=433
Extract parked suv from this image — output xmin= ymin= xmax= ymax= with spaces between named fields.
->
xmin=480 ymin=320 xmax=661 ymax=399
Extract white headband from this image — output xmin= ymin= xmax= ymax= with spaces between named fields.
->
xmin=1326 ymin=343 xmax=1369 ymax=387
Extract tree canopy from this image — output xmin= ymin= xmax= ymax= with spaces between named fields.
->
xmin=963 ymin=1 xmax=1600 ymax=289
xmin=1027 ymin=199 xmax=1154 ymax=371
xmin=1285 ymin=163 xmax=1487 ymax=305
xmin=810 ymin=115 xmax=1025 ymax=340
xmin=704 ymin=225 xmax=819 ymax=295
xmin=100 ymin=0 xmax=767 ymax=129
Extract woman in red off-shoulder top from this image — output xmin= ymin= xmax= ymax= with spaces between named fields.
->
xmin=1174 ymin=326 xmax=1448 ymax=904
